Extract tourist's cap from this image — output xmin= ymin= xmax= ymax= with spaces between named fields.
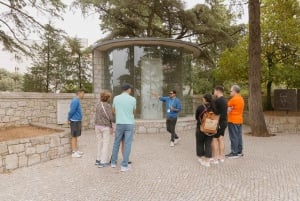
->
xmin=122 ymin=83 xmax=132 ymax=91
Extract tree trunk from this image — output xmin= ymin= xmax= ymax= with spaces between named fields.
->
xmin=248 ymin=0 xmax=270 ymax=136
xmin=266 ymin=54 xmax=274 ymax=110
xmin=266 ymin=80 xmax=273 ymax=110
xmin=46 ymin=39 xmax=50 ymax=93
xmin=78 ymin=53 xmax=82 ymax=89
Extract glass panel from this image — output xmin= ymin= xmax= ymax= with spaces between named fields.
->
xmin=103 ymin=45 xmax=194 ymax=119
xmin=135 ymin=46 xmax=164 ymax=119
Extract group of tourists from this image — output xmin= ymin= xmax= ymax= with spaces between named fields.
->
xmin=195 ymin=85 xmax=245 ymax=167
xmin=67 ymin=84 xmax=136 ymax=172
xmin=67 ymin=83 xmax=244 ymax=172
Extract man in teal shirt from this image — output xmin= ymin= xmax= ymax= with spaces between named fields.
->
xmin=111 ymin=83 xmax=136 ymax=172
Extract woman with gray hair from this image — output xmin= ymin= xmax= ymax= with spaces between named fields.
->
xmin=94 ymin=90 xmax=115 ymax=168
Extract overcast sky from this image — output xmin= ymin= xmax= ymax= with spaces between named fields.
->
xmin=58 ymin=0 xmax=247 ymax=45
xmin=0 ymin=0 xmax=248 ymax=73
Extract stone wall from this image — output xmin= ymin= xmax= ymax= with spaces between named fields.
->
xmin=243 ymin=112 xmax=300 ymax=134
xmin=2 ymin=92 xmax=300 ymax=135
xmin=135 ymin=116 xmax=196 ymax=134
xmin=0 ymin=92 xmax=97 ymax=130
xmin=0 ymin=124 xmax=70 ymax=173
xmin=264 ymin=115 xmax=300 ymax=134
xmin=0 ymin=92 xmax=196 ymax=133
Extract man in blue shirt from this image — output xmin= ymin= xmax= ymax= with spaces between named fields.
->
xmin=111 ymin=83 xmax=136 ymax=172
xmin=157 ymin=90 xmax=182 ymax=147
xmin=68 ymin=89 xmax=85 ymax=158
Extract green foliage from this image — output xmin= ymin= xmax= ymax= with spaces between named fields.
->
xmin=214 ymin=37 xmax=248 ymax=85
xmin=0 ymin=0 xmax=66 ymax=54
xmin=23 ymin=27 xmax=92 ymax=93
xmin=74 ymin=0 xmax=244 ymax=94
xmin=63 ymin=38 xmax=92 ymax=92
xmin=0 ymin=68 xmax=23 ymax=91
xmin=216 ymin=0 xmax=300 ymax=92
xmin=261 ymin=0 xmax=300 ymax=88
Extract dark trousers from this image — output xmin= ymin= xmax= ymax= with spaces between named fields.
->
xmin=228 ymin=123 xmax=243 ymax=154
xmin=166 ymin=117 xmax=178 ymax=142
xmin=196 ymin=126 xmax=212 ymax=158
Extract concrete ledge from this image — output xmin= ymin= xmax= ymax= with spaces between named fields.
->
xmin=0 ymin=92 xmax=97 ymax=130
xmin=135 ymin=116 xmax=196 ymax=134
xmin=244 ymin=112 xmax=300 ymax=134
xmin=0 ymin=92 xmax=96 ymax=99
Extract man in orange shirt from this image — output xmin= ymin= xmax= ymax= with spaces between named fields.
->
xmin=226 ymin=85 xmax=245 ymax=159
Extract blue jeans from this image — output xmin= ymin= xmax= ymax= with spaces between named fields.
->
xmin=228 ymin=123 xmax=243 ymax=154
xmin=111 ymin=124 xmax=134 ymax=168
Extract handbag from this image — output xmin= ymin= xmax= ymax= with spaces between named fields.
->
xmin=199 ymin=104 xmax=220 ymax=136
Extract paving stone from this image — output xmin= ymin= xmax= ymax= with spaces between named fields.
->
xmin=5 ymin=154 xmax=18 ymax=169
xmin=0 ymin=143 xmax=8 ymax=155
xmin=0 ymin=126 xmax=300 ymax=201
xmin=36 ymin=144 xmax=49 ymax=154
xmin=30 ymin=137 xmax=45 ymax=145
xmin=47 ymin=148 xmax=58 ymax=160
xmin=60 ymin=137 xmax=70 ymax=145
xmin=8 ymin=144 xmax=25 ymax=154
xmin=28 ymin=154 xmax=40 ymax=166
xmin=25 ymin=147 xmax=36 ymax=155
xmin=18 ymin=155 xmax=27 ymax=168
xmin=49 ymin=136 xmax=60 ymax=147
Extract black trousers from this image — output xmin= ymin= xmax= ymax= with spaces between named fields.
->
xmin=195 ymin=125 xmax=212 ymax=158
xmin=166 ymin=117 xmax=179 ymax=142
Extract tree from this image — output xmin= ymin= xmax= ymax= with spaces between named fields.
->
xmin=65 ymin=37 xmax=92 ymax=92
xmin=23 ymin=24 xmax=72 ymax=92
xmin=0 ymin=0 xmax=65 ymax=54
xmin=214 ymin=37 xmax=248 ymax=86
xmin=74 ymin=0 xmax=243 ymax=94
xmin=74 ymin=0 xmax=242 ymax=47
xmin=217 ymin=0 xmax=300 ymax=107
xmin=0 ymin=68 xmax=23 ymax=91
xmin=261 ymin=0 xmax=300 ymax=109
xmin=248 ymin=0 xmax=270 ymax=136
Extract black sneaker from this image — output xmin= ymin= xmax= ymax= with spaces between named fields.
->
xmin=98 ymin=163 xmax=110 ymax=168
xmin=128 ymin=161 xmax=132 ymax=164
xmin=226 ymin=153 xmax=240 ymax=159
xmin=95 ymin=160 xmax=100 ymax=165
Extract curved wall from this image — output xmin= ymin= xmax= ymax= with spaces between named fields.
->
xmin=93 ymin=39 xmax=200 ymax=120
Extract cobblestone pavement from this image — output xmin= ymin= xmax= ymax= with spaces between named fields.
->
xmin=1 ymin=126 xmax=300 ymax=201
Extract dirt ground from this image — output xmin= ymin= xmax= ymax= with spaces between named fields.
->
xmin=0 ymin=126 xmax=62 ymax=142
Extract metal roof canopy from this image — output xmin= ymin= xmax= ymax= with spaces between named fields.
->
xmin=93 ymin=38 xmax=201 ymax=57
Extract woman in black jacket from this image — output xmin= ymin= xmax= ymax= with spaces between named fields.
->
xmin=195 ymin=94 xmax=217 ymax=167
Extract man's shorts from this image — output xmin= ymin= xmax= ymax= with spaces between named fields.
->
xmin=70 ymin=121 xmax=82 ymax=137
xmin=213 ymin=121 xmax=227 ymax=138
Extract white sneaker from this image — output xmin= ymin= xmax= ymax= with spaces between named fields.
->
xmin=174 ymin=138 xmax=181 ymax=145
xmin=170 ymin=141 xmax=175 ymax=147
xmin=72 ymin=151 xmax=81 ymax=158
xmin=120 ymin=166 xmax=130 ymax=172
xmin=111 ymin=164 xmax=116 ymax=168
xmin=210 ymin=159 xmax=219 ymax=165
xmin=200 ymin=160 xmax=210 ymax=167
xmin=76 ymin=150 xmax=84 ymax=155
